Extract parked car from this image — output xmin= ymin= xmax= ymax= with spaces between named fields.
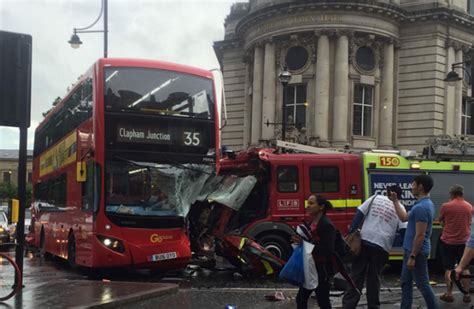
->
xmin=8 ymin=208 xmax=31 ymax=241
xmin=0 ymin=212 xmax=10 ymax=244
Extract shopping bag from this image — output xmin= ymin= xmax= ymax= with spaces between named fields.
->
xmin=278 ymin=243 xmax=305 ymax=286
xmin=344 ymin=230 xmax=362 ymax=256
xmin=302 ymin=240 xmax=318 ymax=289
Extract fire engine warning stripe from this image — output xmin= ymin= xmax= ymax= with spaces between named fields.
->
xmin=327 ymin=199 xmax=362 ymax=208
xmin=261 ymin=260 xmax=274 ymax=275
xmin=305 ymin=199 xmax=362 ymax=208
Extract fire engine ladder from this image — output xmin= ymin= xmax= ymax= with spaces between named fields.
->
xmin=425 ymin=135 xmax=474 ymax=160
xmin=276 ymin=140 xmax=341 ymax=154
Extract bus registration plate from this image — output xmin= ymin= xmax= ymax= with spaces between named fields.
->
xmin=149 ymin=252 xmax=177 ymax=262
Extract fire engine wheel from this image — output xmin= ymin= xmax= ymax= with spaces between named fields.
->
xmin=68 ymin=233 xmax=77 ymax=269
xmin=257 ymin=234 xmax=292 ymax=261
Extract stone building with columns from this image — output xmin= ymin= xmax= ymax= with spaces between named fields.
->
xmin=214 ymin=0 xmax=474 ymax=152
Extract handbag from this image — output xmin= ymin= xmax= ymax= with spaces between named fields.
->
xmin=278 ymin=243 xmax=305 ymax=286
xmin=344 ymin=195 xmax=377 ymax=256
xmin=344 ymin=230 xmax=362 ymax=256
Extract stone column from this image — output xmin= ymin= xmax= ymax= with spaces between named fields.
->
xmin=379 ymin=41 xmax=394 ymax=148
xmin=261 ymin=42 xmax=276 ymax=140
xmin=332 ymin=33 xmax=349 ymax=146
xmin=454 ymin=49 xmax=463 ymax=135
xmin=314 ymin=33 xmax=330 ymax=146
xmin=242 ymin=59 xmax=252 ymax=148
xmin=251 ymin=45 xmax=264 ymax=145
xmin=444 ymin=44 xmax=456 ymax=136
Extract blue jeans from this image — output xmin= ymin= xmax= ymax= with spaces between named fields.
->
xmin=400 ymin=251 xmax=439 ymax=309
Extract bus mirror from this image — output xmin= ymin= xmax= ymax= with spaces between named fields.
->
xmin=77 ymin=162 xmax=87 ymax=182
xmin=211 ymin=69 xmax=227 ymax=130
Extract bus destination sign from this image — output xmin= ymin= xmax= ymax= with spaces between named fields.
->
xmin=116 ymin=124 xmax=205 ymax=147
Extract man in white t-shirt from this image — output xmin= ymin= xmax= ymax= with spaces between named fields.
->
xmin=343 ymin=185 xmax=403 ymax=309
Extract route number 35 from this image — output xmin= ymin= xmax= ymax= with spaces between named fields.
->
xmin=184 ymin=132 xmax=201 ymax=146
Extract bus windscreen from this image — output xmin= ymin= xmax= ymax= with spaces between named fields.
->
xmin=104 ymin=67 xmax=214 ymax=119
xmin=105 ymin=160 xmax=213 ymax=217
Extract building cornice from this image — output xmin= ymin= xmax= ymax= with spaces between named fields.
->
xmin=213 ymin=39 xmax=243 ymax=67
xmin=235 ymin=1 xmax=474 ymax=40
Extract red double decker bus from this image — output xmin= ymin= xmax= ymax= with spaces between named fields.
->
xmin=32 ymin=58 xmax=222 ymax=270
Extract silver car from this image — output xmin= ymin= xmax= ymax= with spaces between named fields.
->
xmin=0 ymin=212 xmax=10 ymax=244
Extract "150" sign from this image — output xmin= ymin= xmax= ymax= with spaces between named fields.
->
xmin=379 ymin=156 xmax=400 ymax=167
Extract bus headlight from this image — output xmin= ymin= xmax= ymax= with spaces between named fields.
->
xmin=96 ymin=235 xmax=125 ymax=253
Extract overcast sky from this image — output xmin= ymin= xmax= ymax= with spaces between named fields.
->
xmin=0 ymin=0 xmax=235 ymax=149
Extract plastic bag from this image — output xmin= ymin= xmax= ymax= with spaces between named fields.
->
xmin=279 ymin=244 xmax=305 ymax=286
xmin=302 ymin=240 xmax=318 ymax=289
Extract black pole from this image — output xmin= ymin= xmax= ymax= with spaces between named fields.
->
xmin=15 ymin=125 xmax=27 ymax=288
xmin=103 ymin=0 xmax=108 ymax=58
xmin=282 ymin=83 xmax=287 ymax=142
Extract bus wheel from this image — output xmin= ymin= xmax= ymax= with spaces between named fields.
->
xmin=68 ymin=233 xmax=78 ymax=269
xmin=257 ymin=234 xmax=292 ymax=261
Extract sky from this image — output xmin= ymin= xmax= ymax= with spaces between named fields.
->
xmin=0 ymin=0 xmax=235 ymax=149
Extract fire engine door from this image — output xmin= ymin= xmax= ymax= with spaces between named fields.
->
xmin=302 ymin=158 xmax=348 ymax=231
xmin=271 ymin=162 xmax=304 ymax=218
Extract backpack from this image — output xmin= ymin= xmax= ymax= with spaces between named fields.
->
xmin=334 ymin=230 xmax=350 ymax=258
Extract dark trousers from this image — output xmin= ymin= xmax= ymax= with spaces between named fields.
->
xmin=342 ymin=241 xmax=389 ymax=309
xmin=296 ymin=264 xmax=332 ymax=309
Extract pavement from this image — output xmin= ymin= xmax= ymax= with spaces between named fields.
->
xmin=1 ymin=250 xmax=178 ymax=308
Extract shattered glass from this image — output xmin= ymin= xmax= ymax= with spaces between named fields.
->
xmin=105 ymin=159 xmax=257 ymax=217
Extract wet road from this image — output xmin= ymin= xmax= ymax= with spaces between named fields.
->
xmin=4 ymin=250 xmax=472 ymax=308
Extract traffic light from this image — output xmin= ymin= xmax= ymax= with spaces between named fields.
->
xmin=0 ymin=31 xmax=32 ymax=128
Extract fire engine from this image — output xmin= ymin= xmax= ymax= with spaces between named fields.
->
xmin=193 ymin=136 xmax=474 ymax=262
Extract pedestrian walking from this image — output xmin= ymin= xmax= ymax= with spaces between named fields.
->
xmin=291 ymin=195 xmax=336 ymax=309
xmin=390 ymin=174 xmax=439 ymax=309
xmin=342 ymin=185 xmax=403 ymax=309
xmin=438 ymin=184 xmax=472 ymax=304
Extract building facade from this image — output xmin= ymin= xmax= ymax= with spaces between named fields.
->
xmin=214 ymin=0 xmax=474 ymax=152
xmin=0 ymin=150 xmax=33 ymax=187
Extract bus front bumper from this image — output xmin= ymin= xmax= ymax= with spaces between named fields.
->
xmin=93 ymin=232 xmax=191 ymax=270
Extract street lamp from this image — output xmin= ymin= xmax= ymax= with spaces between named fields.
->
xmin=278 ymin=65 xmax=292 ymax=142
xmin=444 ymin=47 xmax=474 ymax=100
xmin=68 ymin=0 xmax=108 ymax=58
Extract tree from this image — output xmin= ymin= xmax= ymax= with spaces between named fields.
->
xmin=0 ymin=182 xmax=31 ymax=206
xmin=0 ymin=182 xmax=16 ymax=202
xmin=25 ymin=183 xmax=32 ymax=207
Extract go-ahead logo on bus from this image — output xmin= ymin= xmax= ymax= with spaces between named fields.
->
xmin=379 ymin=156 xmax=400 ymax=167
xmin=150 ymin=233 xmax=173 ymax=243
